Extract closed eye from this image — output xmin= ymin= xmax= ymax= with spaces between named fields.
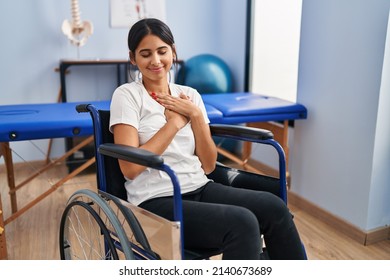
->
xmin=139 ymin=46 xmax=169 ymax=58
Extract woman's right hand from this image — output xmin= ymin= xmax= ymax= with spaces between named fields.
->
xmin=164 ymin=108 xmax=189 ymax=130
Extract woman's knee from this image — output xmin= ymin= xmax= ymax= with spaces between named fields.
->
xmin=246 ymin=192 xmax=287 ymax=217
xmin=254 ymin=193 xmax=294 ymax=234
xmin=228 ymin=206 xmax=260 ymax=237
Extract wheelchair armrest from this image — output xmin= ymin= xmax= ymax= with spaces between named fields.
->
xmin=98 ymin=143 xmax=164 ymax=168
xmin=210 ymin=124 xmax=274 ymax=141
xmin=76 ymin=104 xmax=90 ymax=113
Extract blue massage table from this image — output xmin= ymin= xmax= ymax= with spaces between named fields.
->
xmin=0 ymin=92 xmax=307 ymax=259
xmin=203 ymin=92 xmax=306 ymax=123
xmin=0 ymin=100 xmax=111 ymax=259
xmin=0 ymin=101 xmax=110 ymax=250
xmin=0 ymin=101 xmax=110 ymax=142
xmin=203 ymin=92 xmax=307 ymax=175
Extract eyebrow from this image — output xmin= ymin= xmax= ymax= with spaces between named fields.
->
xmin=139 ymin=46 xmax=169 ymax=53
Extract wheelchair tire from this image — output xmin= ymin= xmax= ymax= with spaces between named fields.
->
xmin=59 ymin=200 xmax=119 ymax=260
xmin=59 ymin=189 xmax=134 ymax=260
xmin=98 ymin=190 xmax=160 ymax=259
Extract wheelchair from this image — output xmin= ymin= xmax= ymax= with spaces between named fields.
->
xmin=58 ymin=103 xmax=295 ymax=260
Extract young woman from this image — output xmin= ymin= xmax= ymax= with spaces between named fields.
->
xmin=110 ymin=18 xmax=306 ymax=260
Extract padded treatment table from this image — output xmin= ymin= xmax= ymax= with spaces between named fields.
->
xmin=0 ymin=93 xmax=307 ymax=259
xmin=0 ymin=101 xmax=110 ymax=142
xmin=202 ymin=92 xmax=307 ymax=123
xmin=0 ymin=100 xmax=110 ymax=259
xmin=202 ymin=92 xmax=307 ymax=174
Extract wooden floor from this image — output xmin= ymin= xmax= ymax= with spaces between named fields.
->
xmin=1 ymin=161 xmax=390 ymax=260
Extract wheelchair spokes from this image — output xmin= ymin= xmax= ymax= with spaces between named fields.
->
xmin=60 ymin=200 xmax=119 ymax=259
xmin=59 ymin=189 xmax=134 ymax=260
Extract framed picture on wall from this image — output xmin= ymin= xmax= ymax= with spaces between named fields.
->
xmin=110 ymin=0 xmax=166 ymax=28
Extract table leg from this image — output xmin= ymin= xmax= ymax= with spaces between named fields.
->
xmin=1 ymin=143 xmax=17 ymax=213
xmin=1 ymin=136 xmax=95 ymax=225
xmin=0 ymin=195 xmax=7 ymax=260
xmin=245 ymin=121 xmax=290 ymax=177
xmin=242 ymin=139 xmax=253 ymax=170
xmin=4 ymin=157 xmax=95 ymax=225
xmin=216 ymin=146 xmax=261 ymax=174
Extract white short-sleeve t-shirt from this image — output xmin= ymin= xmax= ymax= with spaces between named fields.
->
xmin=110 ymin=81 xmax=211 ymax=205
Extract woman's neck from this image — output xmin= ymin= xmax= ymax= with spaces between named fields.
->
xmin=142 ymin=80 xmax=170 ymax=95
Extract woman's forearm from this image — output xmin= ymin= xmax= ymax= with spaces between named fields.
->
xmin=117 ymin=121 xmax=180 ymax=179
xmin=190 ymin=112 xmax=218 ymax=174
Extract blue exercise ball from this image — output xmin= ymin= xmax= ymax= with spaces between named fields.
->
xmin=177 ymin=54 xmax=233 ymax=94
xmin=177 ymin=54 xmax=236 ymax=160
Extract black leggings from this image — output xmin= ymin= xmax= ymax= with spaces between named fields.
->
xmin=140 ymin=181 xmax=306 ymax=260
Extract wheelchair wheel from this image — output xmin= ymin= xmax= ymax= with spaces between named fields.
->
xmin=98 ymin=190 xmax=160 ymax=259
xmin=59 ymin=200 xmax=119 ymax=259
xmin=59 ymin=189 xmax=134 ymax=260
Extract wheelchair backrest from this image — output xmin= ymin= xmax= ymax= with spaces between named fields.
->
xmin=93 ymin=109 xmax=128 ymax=200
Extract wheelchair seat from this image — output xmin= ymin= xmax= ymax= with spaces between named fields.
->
xmin=59 ymin=103 xmax=292 ymax=260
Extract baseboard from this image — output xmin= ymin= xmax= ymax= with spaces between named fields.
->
xmin=365 ymin=226 xmax=390 ymax=245
xmin=288 ymin=192 xmax=390 ymax=245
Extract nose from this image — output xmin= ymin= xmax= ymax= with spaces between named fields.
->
xmin=151 ymin=53 xmax=161 ymax=66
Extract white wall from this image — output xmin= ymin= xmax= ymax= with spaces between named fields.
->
xmin=0 ymin=0 xmax=128 ymax=105
xmin=167 ymin=0 xmax=248 ymax=92
xmin=367 ymin=11 xmax=390 ymax=229
xmin=292 ymin=0 xmax=390 ymax=231
xmin=216 ymin=0 xmax=248 ymax=93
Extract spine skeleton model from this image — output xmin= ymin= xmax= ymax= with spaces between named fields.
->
xmin=62 ymin=0 xmax=93 ymax=47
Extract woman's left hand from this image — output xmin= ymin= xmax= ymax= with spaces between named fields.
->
xmin=155 ymin=93 xmax=200 ymax=118
xmin=155 ymin=92 xmax=217 ymax=174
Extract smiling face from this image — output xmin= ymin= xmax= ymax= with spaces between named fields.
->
xmin=130 ymin=34 xmax=176 ymax=85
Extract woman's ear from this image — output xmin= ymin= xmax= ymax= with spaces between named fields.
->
xmin=172 ymin=44 xmax=177 ymax=62
xmin=129 ymin=51 xmax=136 ymax=65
